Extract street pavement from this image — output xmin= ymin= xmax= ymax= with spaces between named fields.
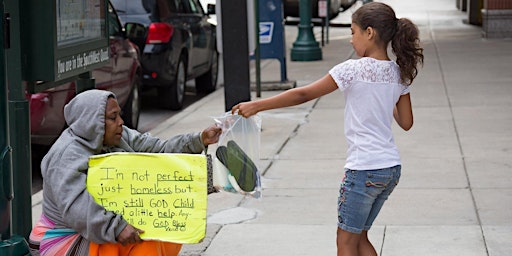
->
xmin=31 ymin=0 xmax=512 ymax=255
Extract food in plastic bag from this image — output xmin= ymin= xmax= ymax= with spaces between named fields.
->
xmin=216 ymin=141 xmax=258 ymax=192
xmin=212 ymin=112 xmax=261 ymax=198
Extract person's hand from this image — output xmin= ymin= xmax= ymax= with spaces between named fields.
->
xmin=201 ymin=124 xmax=222 ymax=146
xmin=116 ymin=224 xmax=144 ymax=246
xmin=231 ymin=101 xmax=259 ymax=118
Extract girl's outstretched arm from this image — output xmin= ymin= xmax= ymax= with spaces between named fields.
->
xmin=232 ymin=74 xmax=338 ymax=118
xmin=394 ymin=93 xmax=413 ymax=131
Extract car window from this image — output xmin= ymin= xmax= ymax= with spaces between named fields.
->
xmin=174 ymin=0 xmax=188 ymax=13
xmin=108 ymin=3 xmax=122 ymax=36
xmin=188 ymin=0 xmax=201 ymax=14
xmin=112 ymin=0 xmax=180 ymax=15
xmin=111 ymin=0 xmax=147 ymax=15
xmin=195 ymin=0 xmax=206 ymax=14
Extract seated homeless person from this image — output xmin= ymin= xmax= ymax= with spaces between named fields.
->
xmin=29 ymin=89 xmax=222 ymax=256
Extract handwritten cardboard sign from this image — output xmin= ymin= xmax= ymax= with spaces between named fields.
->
xmin=86 ymin=153 xmax=207 ymax=244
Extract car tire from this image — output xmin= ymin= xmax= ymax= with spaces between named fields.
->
xmin=195 ymin=50 xmax=218 ymax=94
xmin=159 ymin=55 xmax=186 ymax=110
xmin=122 ymin=73 xmax=141 ymax=129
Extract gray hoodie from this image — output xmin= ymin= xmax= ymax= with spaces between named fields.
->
xmin=40 ymin=89 xmax=205 ymax=249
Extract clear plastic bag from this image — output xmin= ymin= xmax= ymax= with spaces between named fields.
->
xmin=212 ymin=112 xmax=262 ymax=198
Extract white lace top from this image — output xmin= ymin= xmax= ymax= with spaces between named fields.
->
xmin=329 ymin=57 xmax=410 ymax=170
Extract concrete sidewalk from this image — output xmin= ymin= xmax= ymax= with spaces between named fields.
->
xmin=32 ymin=0 xmax=512 ymax=255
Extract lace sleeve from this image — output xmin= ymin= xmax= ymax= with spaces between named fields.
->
xmin=329 ymin=58 xmax=404 ymax=91
xmin=328 ymin=60 xmax=356 ymax=91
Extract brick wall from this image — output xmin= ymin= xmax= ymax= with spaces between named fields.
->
xmin=482 ymin=0 xmax=512 ymax=38
xmin=485 ymin=0 xmax=512 ymax=9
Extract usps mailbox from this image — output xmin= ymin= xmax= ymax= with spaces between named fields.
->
xmin=258 ymin=0 xmax=288 ymax=82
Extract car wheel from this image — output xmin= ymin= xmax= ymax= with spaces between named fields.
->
xmin=195 ymin=50 xmax=218 ymax=94
xmin=159 ymin=56 xmax=186 ymax=110
xmin=122 ymin=73 xmax=141 ymax=129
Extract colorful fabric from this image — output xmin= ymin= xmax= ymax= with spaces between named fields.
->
xmin=30 ymin=214 xmax=182 ymax=256
xmin=29 ymin=214 xmax=88 ymax=256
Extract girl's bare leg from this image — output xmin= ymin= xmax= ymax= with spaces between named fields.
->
xmin=337 ymin=228 xmax=377 ymax=256
xmin=337 ymin=228 xmax=360 ymax=256
xmin=358 ymin=231 xmax=377 ymax=256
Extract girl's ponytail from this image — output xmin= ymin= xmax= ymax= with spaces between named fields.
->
xmin=352 ymin=2 xmax=424 ymax=85
xmin=391 ymin=18 xmax=424 ymax=85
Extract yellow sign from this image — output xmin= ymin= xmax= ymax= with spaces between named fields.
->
xmin=86 ymin=153 xmax=207 ymax=244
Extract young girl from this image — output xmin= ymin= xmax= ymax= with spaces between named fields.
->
xmin=231 ymin=2 xmax=423 ymax=256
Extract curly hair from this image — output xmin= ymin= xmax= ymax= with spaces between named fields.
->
xmin=352 ymin=2 xmax=424 ymax=85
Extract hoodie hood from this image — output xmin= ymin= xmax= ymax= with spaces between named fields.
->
xmin=63 ymin=89 xmax=115 ymax=153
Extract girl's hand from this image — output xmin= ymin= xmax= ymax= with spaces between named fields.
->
xmin=231 ymin=74 xmax=337 ymax=118
xmin=201 ymin=125 xmax=222 ymax=146
xmin=116 ymin=224 xmax=144 ymax=246
xmin=231 ymin=101 xmax=259 ymax=118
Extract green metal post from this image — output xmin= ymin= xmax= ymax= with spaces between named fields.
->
xmin=5 ymin=0 xmax=33 ymax=241
xmin=290 ymin=0 xmax=322 ymax=61
xmin=0 ymin=51 xmax=28 ymax=256
xmin=0 ymin=0 xmax=32 ymax=255
xmin=0 ymin=0 xmax=13 ymax=240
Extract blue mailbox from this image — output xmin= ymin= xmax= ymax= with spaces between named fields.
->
xmin=257 ymin=0 xmax=288 ymax=82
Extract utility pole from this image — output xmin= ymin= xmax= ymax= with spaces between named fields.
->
xmin=220 ymin=0 xmax=251 ymax=111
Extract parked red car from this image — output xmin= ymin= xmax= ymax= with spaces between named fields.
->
xmin=27 ymin=2 xmax=142 ymax=146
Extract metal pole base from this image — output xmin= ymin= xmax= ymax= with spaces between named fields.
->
xmin=290 ymin=44 xmax=323 ymax=61
xmin=290 ymin=23 xmax=322 ymax=61
xmin=0 ymin=236 xmax=31 ymax=256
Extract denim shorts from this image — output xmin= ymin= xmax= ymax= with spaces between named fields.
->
xmin=338 ymin=165 xmax=401 ymax=234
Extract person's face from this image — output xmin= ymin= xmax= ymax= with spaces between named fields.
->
xmin=350 ymin=23 xmax=369 ymax=57
xmin=103 ymin=97 xmax=124 ymax=147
